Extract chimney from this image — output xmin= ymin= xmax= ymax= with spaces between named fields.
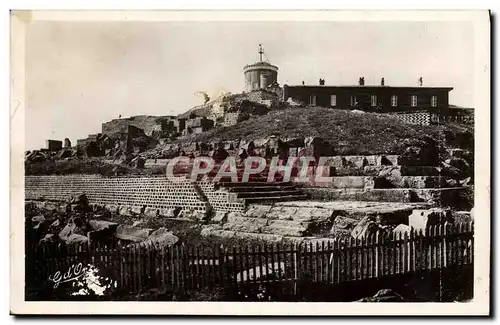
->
xmin=381 ymin=77 xmax=385 ymax=86
xmin=418 ymin=77 xmax=423 ymax=86
xmin=319 ymin=78 xmax=325 ymax=86
xmin=358 ymin=77 xmax=365 ymax=86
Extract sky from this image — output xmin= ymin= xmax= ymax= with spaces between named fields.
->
xmin=25 ymin=20 xmax=474 ymax=150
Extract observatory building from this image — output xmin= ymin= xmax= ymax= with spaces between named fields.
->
xmin=243 ymin=44 xmax=279 ymax=92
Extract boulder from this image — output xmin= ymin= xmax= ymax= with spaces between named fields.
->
xmin=351 ymin=216 xmax=380 ymax=240
xmin=332 ymin=216 xmax=358 ymax=231
xmin=31 ymin=215 xmax=45 ymax=227
xmin=88 ymin=220 xmax=118 ymax=232
xmin=377 ymin=166 xmax=404 ymax=188
xmin=399 ymin=139 xmax=440 ymax=166
xmin=130 ymin=156 xmax=145 ymax=169
xmin=409 ymin=208 xmax=453 ymax=232
xmin=57 ymin=149 xmax=73 ymax=159
xmin=159 ymin=208 xmax=179 ymax=218
xmin=440 ymin=162 xmax=465 ymax=178
xmin=144 ymin=207 xmax=159 ymax=218
xmin=239 ymin=140 xmax=255 ymax=153
xmin=59 ymin=219 xmax=89 ymax=245
xmin=237 ymin=148 xmax=248 ymax=161
xmin=460 ymin=177 xmax=472 ymax=186
xmin=357 ymin=289 xmax=405 ymax=302
xmin=393 ymin=224 xmax=411 ymax=236
xmin=69 ymin=193 xmax=90 ymax=212
xmin=140 ymin=227 xmax=179 ymax=248
xmin=210 ymin=148 xmax=229 ymax=162
xmin=445 ymin=157 xmax=471 ymax=175
xmin=116 ymin=225 xmax=153 ymax=242
xmin=212 ymin=211 xmax=228 ymax=224
xmin=39 ymin=234 xmax=55 ymax=244
xmin=118 ymin=205 xmax=133 ymax=216
xmin=330 ymin=216 xmax=358 ymax=235
xmin=66 ymin=234 xmax=89 ymax=245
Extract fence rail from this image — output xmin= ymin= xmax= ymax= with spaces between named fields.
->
xmin=26 ymin=222 xmax=473 ymax=296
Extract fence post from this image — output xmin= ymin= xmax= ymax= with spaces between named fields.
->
xmin=375 ymin=231 xmax=380 ymax=278
xmin=293 ymin=243 xmax=298 ymax=296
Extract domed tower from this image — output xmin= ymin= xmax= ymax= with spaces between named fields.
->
xmin=243 ymin=44 xmax=279 ymax=92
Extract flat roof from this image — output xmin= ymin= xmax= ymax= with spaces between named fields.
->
xmin=285 ymin=85 xmax=453 ymax=91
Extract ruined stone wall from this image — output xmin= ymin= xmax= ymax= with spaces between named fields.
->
xmin=102 ymin=116 xmax=168 ymax=136
xmin=25 ymin=175 xmax=245 ymax=213
xmin=223 ymin=112 xmax=247 ymax=126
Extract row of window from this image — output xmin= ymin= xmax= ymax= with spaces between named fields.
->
xmin=310 ymin=95 xmax=438 ymax=107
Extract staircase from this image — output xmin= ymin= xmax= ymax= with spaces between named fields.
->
xmin=218 ymin=180 xmax=308 ymax=203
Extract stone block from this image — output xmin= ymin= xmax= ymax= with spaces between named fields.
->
xmin=376 ymin=155 xmax=399 ymax=166
xmin=144 ymin=207 xmax=159 ymax=218
xmin=244 ymin=204 xmax=273 ymax=218
xmin=331 ymin=176 xmax=365 ymax=189
xmin=212 ymin=211 xmax=228 ymax=223
xmin=131 ymin=206 xmax=143 ymax=215
xmin=140 ymin=227 xmax=179 ymax=248
xmin=331 ymin=215 xmax=358 ymax=232
xmin=364 ymin=176 xmax=375 ymax=190
xmin=116 ymin=225 xmax=153 ymax=242
xmin=344 ymin=156 xmax=368 ymax=168
xmin=118 ymin=205 xmax=133 ymax=216
xmin=105 ymin=204 xmax=119 ymax=214
xmin=233 ymin=232 xmax=283 ymax=243
xmin=351 ymin=216 xmax=380 ymax=240
xmin=222 ymin=223 xmax=262 ymax=233
xmin=409 ymin=208 xmax=453 ymax=232
xmin=159 ymin=208 xmax=177 ymax=218
xmin=325 ymin=156 xmax=345 ymax=169
xmin=226 ymin=215 xmax=268 ymax=226
xmin=88 ymin=220 xmax=118 ymax=232
xmin=260 ymin=225 xmax=307 ymax=237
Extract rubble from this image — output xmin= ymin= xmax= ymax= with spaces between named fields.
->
xmin=138 ymin=227 xmax=179 ymax=248
xmin=351 ymin=216 xmax=381 ymax=240
xmin=357 ymin=289 xmax=405 ymax=302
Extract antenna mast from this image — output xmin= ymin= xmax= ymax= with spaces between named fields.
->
xmin=258 ymin=44 xmax=264 ymax=62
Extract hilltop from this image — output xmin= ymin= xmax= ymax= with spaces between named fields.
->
xmin=173 ymin=107 xmax=473 ymax=155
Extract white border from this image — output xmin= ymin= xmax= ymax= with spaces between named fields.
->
xmin=9 ymin=10 xmax=491 ymax=316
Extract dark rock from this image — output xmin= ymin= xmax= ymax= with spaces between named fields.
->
xmin=351 ymin=216 xmax=380 ymax=240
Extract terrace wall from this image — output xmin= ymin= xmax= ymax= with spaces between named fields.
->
xmin=25 ymin=175 xmax=245 ymax=214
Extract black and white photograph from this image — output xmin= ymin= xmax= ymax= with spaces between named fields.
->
xmin=9 ymin=10 xmax=490 ymax=315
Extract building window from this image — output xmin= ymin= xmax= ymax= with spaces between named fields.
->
xmin=330 ymin=95 xmax=337 ymax=107
xmin=431 ymin=95 xmax=438 ymax=107
xmin=371 ymin=95 xmax=377 ymax=107
xmin=411 ymin=95 xmax=418 ymax=107
xmin=350 ymin=96 xmax=357 ymax=107
xmin=310 ymin=95 xmax=317 ymax=106
xmin=391 ymin=95 xmax=398 ymax=107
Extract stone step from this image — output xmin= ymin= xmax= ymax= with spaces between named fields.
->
xmin=226 ymin=215 xmax=269 ymax=226
xmin=302 ymin=187 xmax=472 ymax=209
xmin=260 ymin=225 xmax=308 ymax=237
xmin=227 ymin=185 xmax=298 ymax=193
xmin=235 ymin=190 xmax=303 ymax=199
xmin=300 ymin=175 xmax=457 ymax=189
xmin=219 ymin=181 xmax=294 ymax=187
xmin=200 ymin=226 xmax=284 ymax=242
xmin=268 ymin=219 xmax=307 ymax=228
xmin=243 ymin=194 xmax=309 ymax=203
xmin=363 ymin=165 xmax=442 ymax=177
xmin=275 ymin=201 xmax=431 ymax=224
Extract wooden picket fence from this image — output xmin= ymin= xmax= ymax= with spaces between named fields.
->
xmin=27 ymin=221 xmax=473 ymax=296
